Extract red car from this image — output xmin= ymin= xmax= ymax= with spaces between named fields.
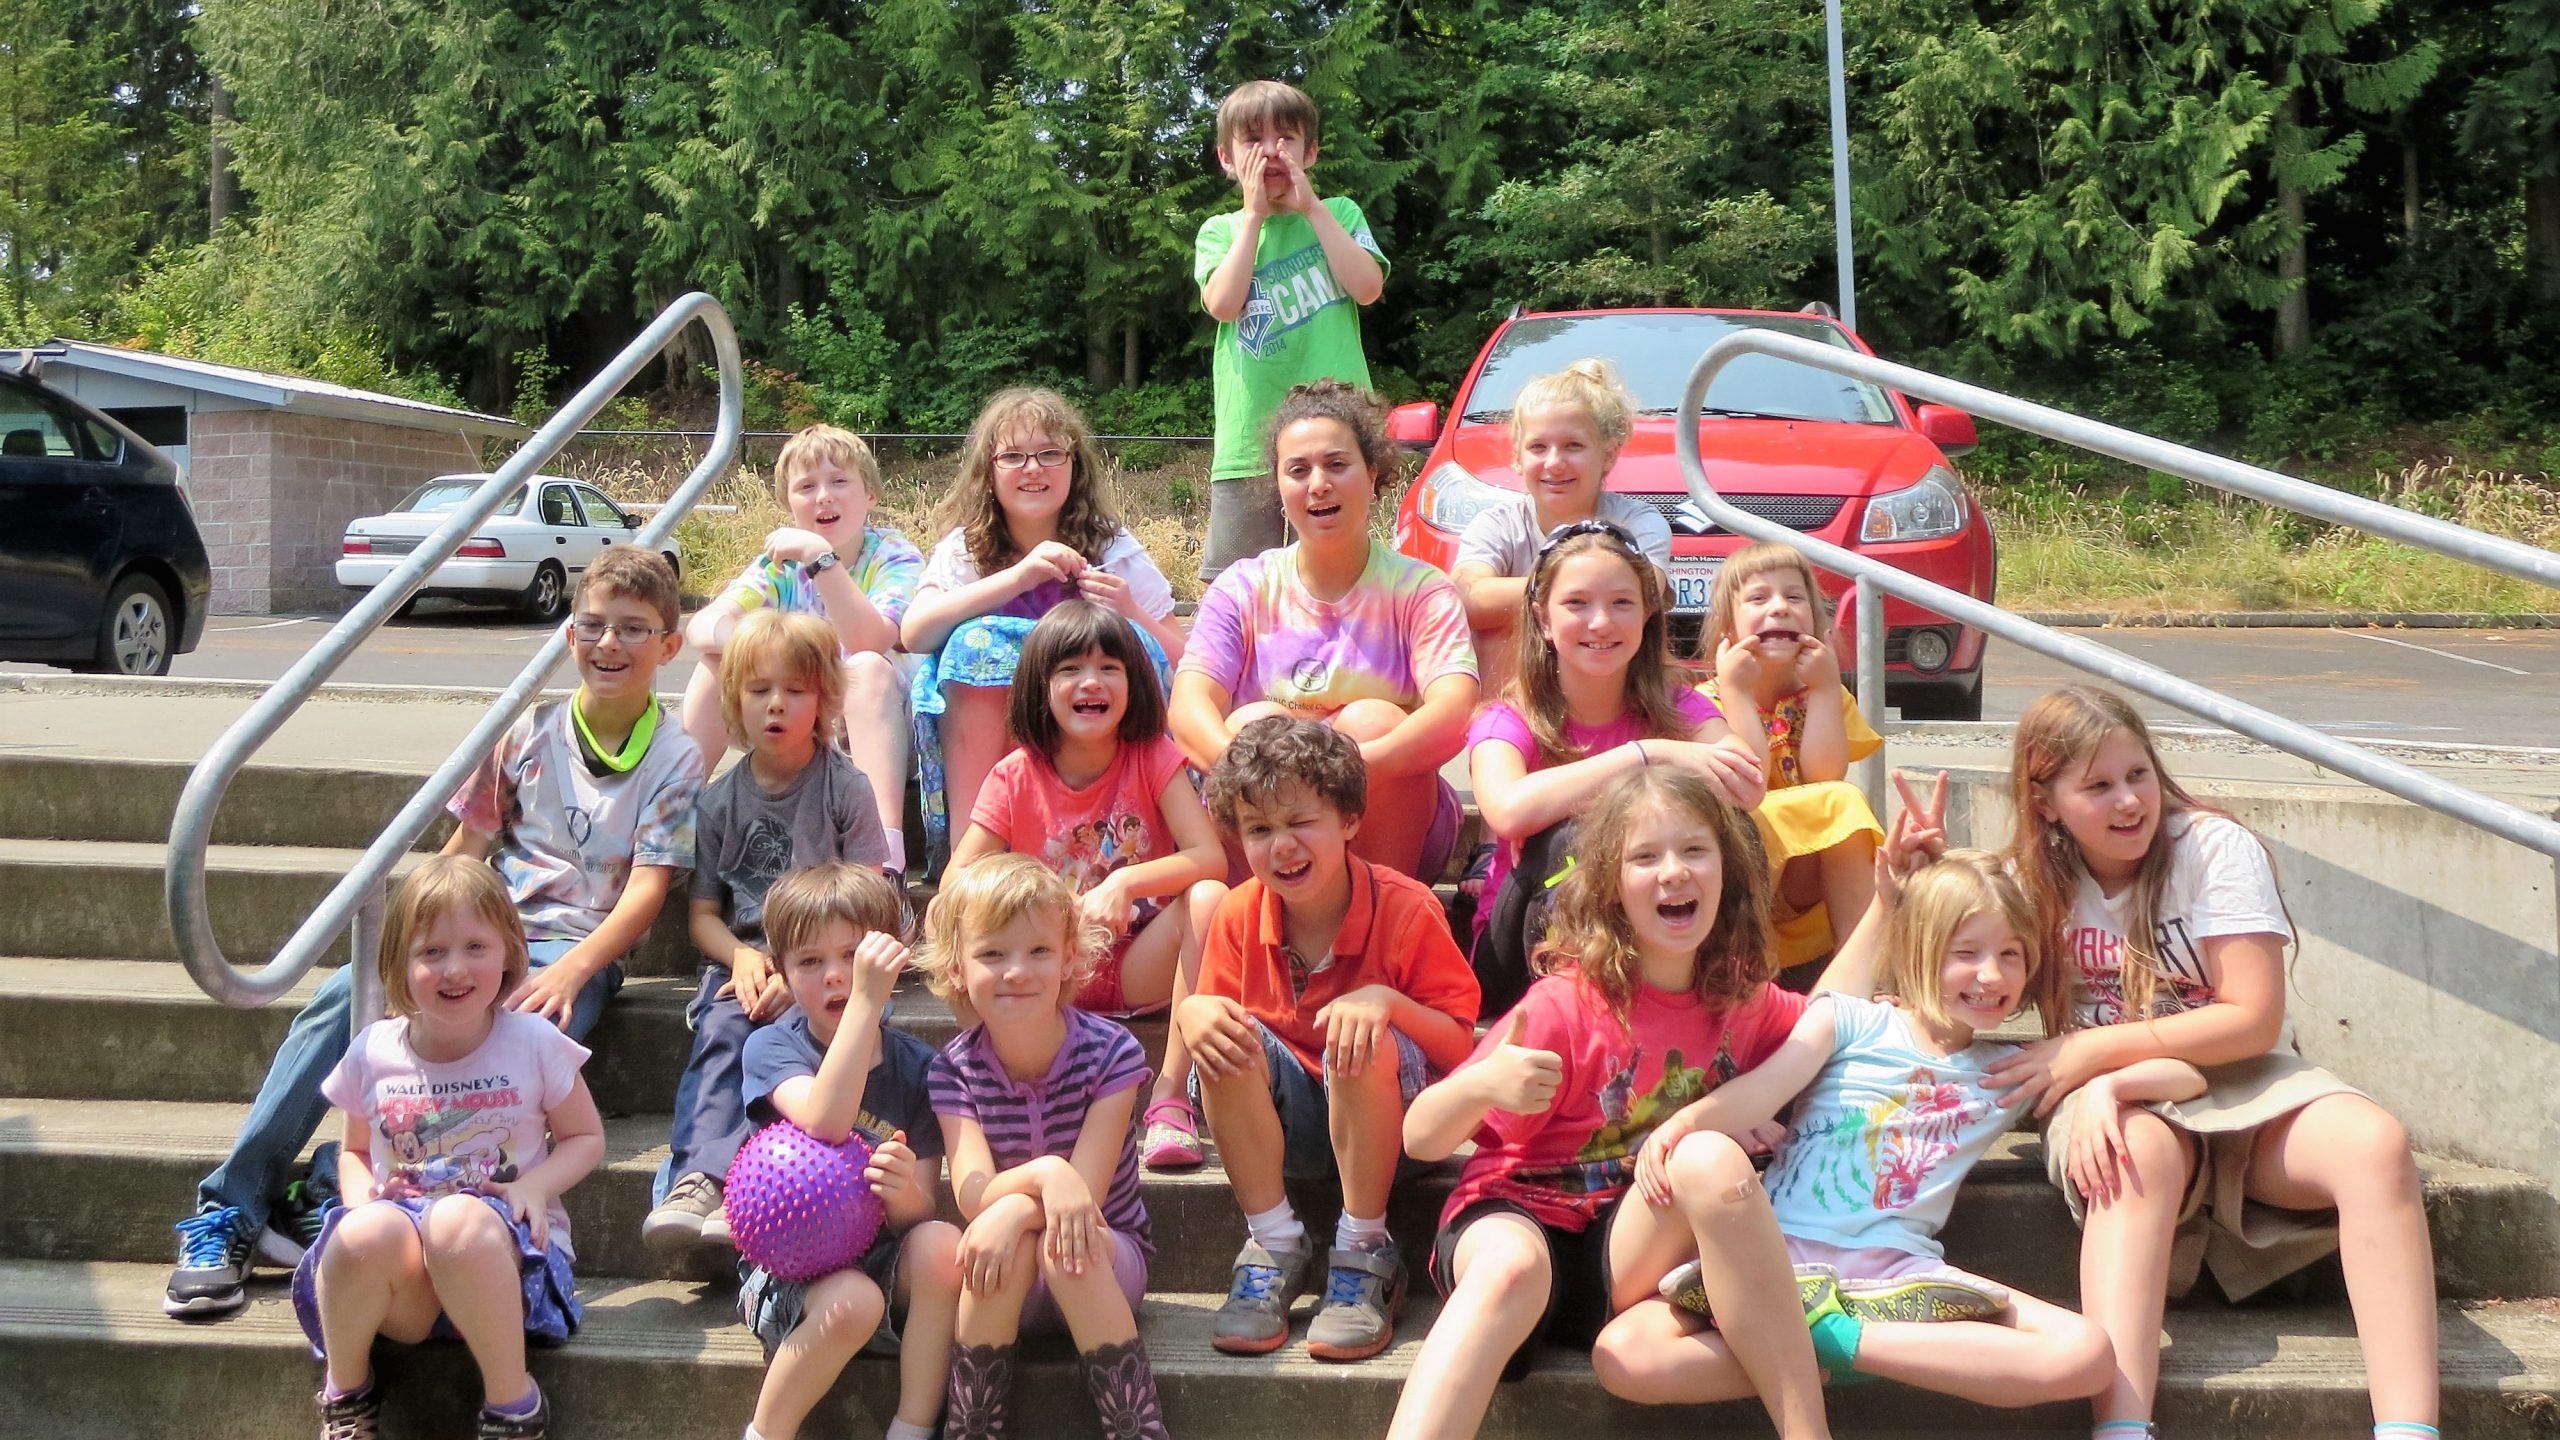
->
xmin=1388 ymin=307 xmax=1994 ymax=719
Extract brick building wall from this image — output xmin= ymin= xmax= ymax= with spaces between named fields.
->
xmin=190 ymin=411 xmax=483 ymax=615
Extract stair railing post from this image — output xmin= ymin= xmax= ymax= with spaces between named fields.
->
xmin=1853 ymin=573 xmax=1887 ymax=817
xmin=349 ymin=878 xmax=386 ymax=1035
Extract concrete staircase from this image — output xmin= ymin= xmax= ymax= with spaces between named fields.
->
xmin=3 ymin=747 xmax=2557 ymax=1438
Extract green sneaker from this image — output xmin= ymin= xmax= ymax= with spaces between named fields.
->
xmin=1838 ymin=1269 xmax=2011 ymax=1323
xmin=1655 ymin=1259 xmax=1839 ymax=1321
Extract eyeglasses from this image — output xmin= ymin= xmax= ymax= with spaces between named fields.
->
xmin=993 ymin=447 xmax=1072 ymax=472
xmin=570 ymin=619 xmax=672 ymax=645
xmin=1534 ymin=517 xmax=1640 ymax=559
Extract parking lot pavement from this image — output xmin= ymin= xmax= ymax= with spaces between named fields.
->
xmin=7 ymin=603 xmax=2554 ymax=749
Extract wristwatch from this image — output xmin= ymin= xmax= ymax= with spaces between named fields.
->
xmin=804 ymin=550 xmax=842 ymax=578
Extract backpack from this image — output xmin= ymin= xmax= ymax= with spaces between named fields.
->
xmin=1473 ymin=818 xmax=1579 ymax=1023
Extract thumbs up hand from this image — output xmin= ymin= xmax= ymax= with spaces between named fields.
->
xmin=1475 ymin=1009 xmax=1564 ymax=1116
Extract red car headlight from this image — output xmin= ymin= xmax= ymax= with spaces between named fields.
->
xmin=1860 ymin=467 xmax=1969 ymax=543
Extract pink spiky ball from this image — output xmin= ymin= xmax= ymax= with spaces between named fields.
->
xmin=725 ymin=1121 xmax=884 ymax=1281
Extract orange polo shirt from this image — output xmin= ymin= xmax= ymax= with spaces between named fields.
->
xmin=1196 ymin=854 xmax=1482 ymax=1075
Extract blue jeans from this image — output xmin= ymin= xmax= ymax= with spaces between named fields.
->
xmin=194 ymin=938 xmax=623 ymax=1229
xmin=663 ymin=963 xmax=764 ymax=1188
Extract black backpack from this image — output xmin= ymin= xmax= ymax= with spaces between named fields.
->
xmin=1473 ymin=818 xmax=1579 ymax=1023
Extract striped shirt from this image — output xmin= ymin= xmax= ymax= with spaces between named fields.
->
xmin=928 ymin=1008 xmax=1153 ymax=1253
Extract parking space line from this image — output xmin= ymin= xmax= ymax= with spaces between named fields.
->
xmin=2339 ymin=628 xmax=2530 ymax=676
xmin=211 ymin=617 xmax=314 ymax=632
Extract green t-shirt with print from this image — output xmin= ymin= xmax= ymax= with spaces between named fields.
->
xmin=1193 ymin=196 xmax=1389 ymax=481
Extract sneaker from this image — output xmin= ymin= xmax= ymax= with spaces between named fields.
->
xmin=1305 ymin=1239 xmax=1408 ymax=1362
xmin=1139 ymin=1097 xmax=1205 ymax=1170
xmin=1209 ymin=1239 xmax=1315 ymax=1355
xmin=262 ymin=1146 xmax=344 ymax=1267
xmin=1656 ymin=1259 xmax=1839 ymax=1321
xmin=698 ymin=1203 xmax=733 ymax=1250
xmin=1837 ymin=1269 xmax=2011 ymax=1323
xmin=164 ymin=1203 xmax=256 ymax=1318
xmin=642 ymin=1172 xmax=723 ymax=1257
xmin=315 ymin=1379 xmax=383 ymax=1440
xmin=475 ymin=1384 xmax=549 ymax=1440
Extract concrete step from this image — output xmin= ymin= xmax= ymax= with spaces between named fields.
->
xmin=0 ymin=752 xmax=452 ymax=851
xmin=7 ymin=1098 xmax=2552 ymax=1306
xmin=4 ymin=1260 xmax=2555 ymax=1439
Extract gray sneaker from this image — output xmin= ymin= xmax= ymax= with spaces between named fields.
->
xmin=1209 ymin=1239 xmax=1315 ymax=1355
xmin=1837 ymin=1269 xmax=2010 ymax=1323
xmin=642 ymin=1172 xmax=723 ymax=1256
xmin=1305 ymin=1240 xmax=1407 ymax=1362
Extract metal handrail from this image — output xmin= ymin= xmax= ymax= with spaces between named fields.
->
xmin=166 ymin=293 xmax=745 ymax=1008
xmin=1679 ymin=329 xmax=2560 ymax=860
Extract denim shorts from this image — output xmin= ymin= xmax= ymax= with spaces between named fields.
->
xmin=1203 ymin=1018 xmax=1434 ymax=1182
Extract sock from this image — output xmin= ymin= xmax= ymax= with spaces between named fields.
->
xmin=1802 ymin=1284 xmax=1866 ymax=1385
xmin=1077 ymin=1336 xmax=1172 ymax=1440
xmin=1333 ymin=1210 xmax=1389 ymax=1250
xmin=943 ymin=1341 xmax=1017 ymax=1440
xmin=2093 ymin=1424 xmax=2156 ymax=1439
xmin=485 ymin=1382 xmax=542 ymax=1418
xmin=884 ymin=1423 xmax=933 ymax=1440
xmin=1245 ymin=1200 xmax=1305 ymax=1255
xmin=743 ymin=1428 xmax=769 ymax=1440
xmin=322 ymin=1376 xmax=373 ymax=1404
xmin=2374 ymin=1427 xmax=2439 ymax=1439
xmin=881 ymin=830 xmax=906 ymax=874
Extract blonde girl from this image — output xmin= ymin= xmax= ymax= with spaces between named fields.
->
xmin=1450 ymin=359 xmax=1674 ymax=699
xmin=1703 ymin=541 xmax=1883 ymax=976
xmin=918 ymin=854 xmax=1168 ymax=1439
xmin=1395 ymin=767 xmax=1867 ymax=1440
xmin=293 ymin=856 xmax=604 ymax=1440
xmin=950 ymin=600 xmax=1232 ymax=1169
xmin=1981 ymin=684 xmax=2437 ymax=1440
xmin=1599 ymin=851 xmax=2133 ymax=1416
xmin=1464 ymin=523 xmax=1763 ymax=1011
xmin=900 ymin=389 xmax=1187 ymax=869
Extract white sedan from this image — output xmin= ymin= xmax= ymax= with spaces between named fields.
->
xmin=337 ymin=474 xmax=680 ymax=620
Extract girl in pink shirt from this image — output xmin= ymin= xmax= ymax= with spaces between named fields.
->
xmin=952 ymin=601 xmax=1230 ymax=1171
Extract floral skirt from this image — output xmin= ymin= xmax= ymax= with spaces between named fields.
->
xmin=910 ymin=615 xmax=1173 ymax=873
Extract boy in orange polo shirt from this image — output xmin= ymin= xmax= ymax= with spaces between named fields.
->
xmin=1177 ymin=716 xmax=1480 ymax=1363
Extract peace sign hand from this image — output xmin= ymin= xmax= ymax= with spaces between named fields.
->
xmin=1878 ymin=769 xmax=1950 ymax=905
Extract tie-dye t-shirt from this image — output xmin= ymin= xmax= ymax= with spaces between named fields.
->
xmin=1441 ymin=973 xmax=1808 ymax=1233
xmin=1761 ymin=993 xmax=2024 ymax=1259
xmin=915 ymin=527 xmax=1177 ymax=627
xmin=717 ymin=526 xmax=926 ymax=645
xmin=1180 ymin=541 xmax=1475 ymax=713
xmin=447 ymin=698 xmax=704 ymax=942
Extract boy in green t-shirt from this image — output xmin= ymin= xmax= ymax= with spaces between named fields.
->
xmin=1193 ymin=80 xmax=1389 ymax=581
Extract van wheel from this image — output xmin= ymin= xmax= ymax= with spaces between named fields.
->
xmin=90 ymin=574 xmax=176 ymax=677
xmin=520 ymin=562 xmax=569 ymax=621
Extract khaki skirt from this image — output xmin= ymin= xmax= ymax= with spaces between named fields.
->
xmin=2042 ymin=1050 xmax=2365 ymax=1301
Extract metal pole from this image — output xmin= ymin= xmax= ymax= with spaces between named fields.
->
xmin=349 ymin=878 xmax=386 ymax=1034
xmin=1852 ymin=573 xmax=1887 ymax=815
xmin=1826 ymin=0 xmax=1857 ymax=331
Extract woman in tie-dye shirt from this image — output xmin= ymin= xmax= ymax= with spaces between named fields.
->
xmin=1171 ymin=381 xmax=1478 ymax=880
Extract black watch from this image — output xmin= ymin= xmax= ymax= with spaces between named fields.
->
xmin=804 ymin=550 xmax=842 ymax=578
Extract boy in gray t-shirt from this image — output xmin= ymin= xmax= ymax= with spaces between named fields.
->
xmin=645 ymin=610 xmax=896 ymax=1259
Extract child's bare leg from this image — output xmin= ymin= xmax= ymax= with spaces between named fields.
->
xmin=946 ymin=1231 xmax=1039 ymax=1438
xmin=680 ymin=659 xmax=730 ymax=764
xmin=1193 ymin=1045 xmax=1286 ymax=1213
xmin=1663 ymin=1131 xmax=1829 ymax=1437
xmin=1330 ymin=1040 xmax=1408 ymax=1221
xmin=1227 ymin=699 xmax=1297 ymax=732
xmin=1844 ymin=1292 xmax=2113 ymax=1405
xmin=2245 ymin=1094 xmax=2439 ymax=1424
xmin=892 ymin=1222 xmax=964 ymax=1432
xmin=1138 ymin=882 xmax=1228 ymax=1104
xmin=1041 ymin=1232 xmax=1143 ymax=1349
xmin=1817 ymin=833 xmax=1876 ymax=951
xmin=1046 ymin=1233 xmax=1169 ymax=1440
xmin=843 ymin=653 xmax=911 ymax=853
xmin=1592 ymin=1298 xmax=1767 ymax=1406
xmin=1386 ymin=1213 xmax=1550 ymax=1440
xmin=315 ymin=1204 xmax=442 ymax=1395
xmin=2081 ymin=1109 xmax=2192 ymax=1424
xmin=1332 ymin=698 xmax=1435 ymax=878
xmin=417 ymin=1195 xmax=533 ymax=1407
xmin=752 ymin=1268 xmax=887 ymax=1440
xmin=938 ymin=682 xmax=1013 ymax=841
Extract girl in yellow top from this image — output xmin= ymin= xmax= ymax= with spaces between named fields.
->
xmin=1702 ymin=542 xmax=1883 ymax=978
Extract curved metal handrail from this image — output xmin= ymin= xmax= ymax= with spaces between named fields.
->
xmin=1678 ymin=328 xmax=2560 ymax=860
xmin=166 ymin=293 xmax=746 ymax=1007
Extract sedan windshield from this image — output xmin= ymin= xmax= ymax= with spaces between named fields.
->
xmin=1460 ymin=313 xmax=1896 ymax=426
xmin=399 ymin=480 xmax=526 ymax=517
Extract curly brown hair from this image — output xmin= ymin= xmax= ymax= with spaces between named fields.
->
xmin=1204 ymin=715 xmax=1366 ymax=833
xmin=1264 ymin=379 xmax=1403 ymax=491
xmin=1532 ymin=768 xmax=1775 ymax=1019
xmin=930 ymin=387 xmax=1128 ymax=576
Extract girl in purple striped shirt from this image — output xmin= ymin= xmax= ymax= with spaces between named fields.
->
xmin=920 ymin=853 xmax=1168 ymax=1438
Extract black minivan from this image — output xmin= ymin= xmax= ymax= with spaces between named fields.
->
xmin=0 ymin=364 xmax=210 ymax=676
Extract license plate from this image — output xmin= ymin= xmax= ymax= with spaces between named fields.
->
xmin=1669 ymin=558 xmax=1721 ymax=612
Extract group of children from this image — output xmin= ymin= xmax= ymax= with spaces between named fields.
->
xmin=153 ymin=70 xmax=2442 ymax=1440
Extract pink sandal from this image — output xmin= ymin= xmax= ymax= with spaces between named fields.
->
xmin=1141 ymin=1096 xmax=1205 ymax=1170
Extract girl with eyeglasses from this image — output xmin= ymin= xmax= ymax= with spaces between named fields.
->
xmin=901 ymin=388 xmax=1186 ymax=872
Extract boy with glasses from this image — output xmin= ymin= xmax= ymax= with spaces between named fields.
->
xmin=165 ymin=546 xmax=705 ymax=1320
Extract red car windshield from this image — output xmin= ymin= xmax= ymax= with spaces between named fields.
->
xmin=1457 ymin=313 xmax=1898 ymax=428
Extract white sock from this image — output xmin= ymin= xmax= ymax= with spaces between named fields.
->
xmin=1245 ymin=1199 xmax=1305 ymax=1254
xmin=742 ymin=1427 xmax=768 ymax=1440
xmin=1334 ymin=1210 xmax=1389 ymax=1250
xmin=2092 ymin=1424 xmax=2154 ymax=1440
xmin=885 ymin=1421 xmax=934 ymax=1440
xmin=880 ymin=830 xmax=906 ymax=874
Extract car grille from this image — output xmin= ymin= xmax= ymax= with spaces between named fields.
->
xmin=361 ymin=536 xmax=421 ymax=556
xmin=1630 ymin=493 xmax=1847 ymax=536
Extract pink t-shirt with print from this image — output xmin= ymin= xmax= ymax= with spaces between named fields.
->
xmin=1465 ymin=688 xmax=1723 ymax=911
xmin=969 ymin=735 xmax=1191 ymax=907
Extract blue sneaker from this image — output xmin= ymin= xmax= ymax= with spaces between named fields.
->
xmin=164 ymin=1203 xmax=256 ymax=1318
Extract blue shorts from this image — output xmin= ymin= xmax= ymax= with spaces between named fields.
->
xmin=291 ymin=1194 xmax=579 ymax=1359
xmin=1200 ymin=1018 xmax=1434 ymax=1183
